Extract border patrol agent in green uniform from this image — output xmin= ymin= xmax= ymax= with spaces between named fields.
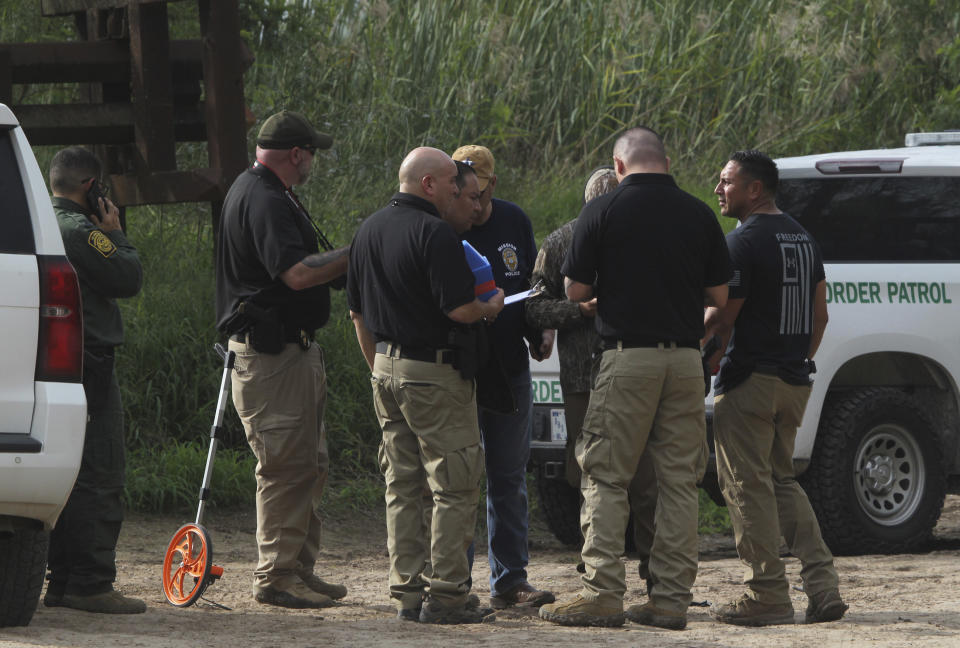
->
xmin=44 ymin=147 xmax=145 ymax=614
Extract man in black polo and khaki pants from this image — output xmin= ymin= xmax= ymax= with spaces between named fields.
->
xmin=539 ymin=127 xmax=731 ymax=630
xmin=216 ymin=111 xmax=350 ymax=609
xmin=347 ymin=147 xmax=504 ymax=624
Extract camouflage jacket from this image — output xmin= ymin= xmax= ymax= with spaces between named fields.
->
xmin=525 ymin=218 xmax=600 ymax=394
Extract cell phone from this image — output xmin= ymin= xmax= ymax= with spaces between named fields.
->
xmin=86 ymin=182 xmax=105 ymax=217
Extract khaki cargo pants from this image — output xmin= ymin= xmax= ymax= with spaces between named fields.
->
xmin=713 ymin=371 xmax=839 ymax=604
xmin=578 ymin=345 xmax=705 ymax=613
xmin=230 ymin=339 xmax=329 ymax=593
xmin=372 ymin=353 xmax=484 ymax=611
xmin=564 ymin=391 xmax=659 ymax=577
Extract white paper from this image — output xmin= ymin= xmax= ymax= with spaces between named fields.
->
xmin=504 ymin=288 xmax=536 ymax=305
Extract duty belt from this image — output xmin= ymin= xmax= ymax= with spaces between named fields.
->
xmin=375 ymin=341 xmax=455 ymax=364
xmin=603 ymin=338 xmax=699 ymax=351
xmin=230 ymin=328 xmax=314 ymax=350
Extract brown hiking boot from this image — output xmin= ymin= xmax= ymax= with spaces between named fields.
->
xmin=418 ymin=598 xmax=495 ymax=624
xmin=254 ymin=581 xmax=335 ymax=609
xmin=58 ymin=589 xmax=146 ymax=614
xmin=490 ymin=582 xmax=555 ymax=609
xmin=626 ymin=601 xmax=687 ymax=630
xmin=710 ymin=594 xmax=794 ymax=626
xmin=298 ymin=572 xmax=347 ymax=600
xmin=806 ymin=589 xmax=848 ymax=623
xmin=399 ymin=594 xmax=482 ymax=621
xmin=538 ymin=594 xmax=624 ymax=627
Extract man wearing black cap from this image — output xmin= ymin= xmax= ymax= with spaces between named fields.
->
xmin=216 ymin=110 xmax=350 ymax=609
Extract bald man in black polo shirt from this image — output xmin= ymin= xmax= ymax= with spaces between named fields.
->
xmin=348 ymin=147 xmax=504 ymax=624
xmin=540 ymin=127 xmax=731 ymax=630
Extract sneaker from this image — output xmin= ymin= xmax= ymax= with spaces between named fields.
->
xmin=490 ymin=582 xmax=556 ymax=609
xmin=538 ymin=594 xmax=624 ymax=627
xmin=254 ymin=581 xmax=335 ymax=609
xmin=626 ymin=601 xmax=687 ymax=630
xmin=805 ymin=589 xmax=848 ymax=623
xmin=298 ymin=572 xmax=347 ymax=600
xmin=710 ymin=594 xmax=794 ymax=627
xmin=418 ymin=598 xmax=494 ymax=624
xmin=57 ymin=589 xmax=146 ymax=614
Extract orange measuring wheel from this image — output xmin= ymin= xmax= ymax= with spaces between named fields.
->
xmin=162 ymin=344 xmax=234 ymax=609
xmin=162 ymin=523 xmax=222 ymax=607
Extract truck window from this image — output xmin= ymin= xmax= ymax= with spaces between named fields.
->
xmin=778 ymin=177 xmax=960 ymax=263
xmin=0 ymin=129 xmax=35 ymax=254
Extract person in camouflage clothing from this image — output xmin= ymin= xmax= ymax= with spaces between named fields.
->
xmin=525 ymin=167 xmax=658 ymax=591
xmin=45 ymin=147 xmax=145 ymax=614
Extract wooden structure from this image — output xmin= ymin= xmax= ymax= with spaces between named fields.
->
xmin=0 ymin=0 xmax=252 ymax=227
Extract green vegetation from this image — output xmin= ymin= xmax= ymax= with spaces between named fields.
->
xmin=3 ymin=2 xmax=958 ymax=527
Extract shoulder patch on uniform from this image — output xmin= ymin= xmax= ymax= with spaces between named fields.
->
xmin=88 ymin=230 xmax=117 ymax=258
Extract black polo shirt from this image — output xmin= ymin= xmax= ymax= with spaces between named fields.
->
xmin=562 ymin=173 xmax=731 ymax=343
xmin=346 ymin=192 xmax=476 ymax=348
xmin=215 ymin=163 xmax=330 ymax=332
xmin=715 ymin=212 xmax=826 ymax=394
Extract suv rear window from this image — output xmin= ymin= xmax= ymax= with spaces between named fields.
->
xmin=0 ymin=128 xmax=35 ymax=254
xmin=778 ymin=177 xmax=960 ymax=262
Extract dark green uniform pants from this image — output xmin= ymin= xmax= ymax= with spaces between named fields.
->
xmin=47 ymin=370 xmax=125 ymax=596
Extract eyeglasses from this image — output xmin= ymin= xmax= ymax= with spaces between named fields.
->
xmin=298 ymin=144 xmax=317 ymax=155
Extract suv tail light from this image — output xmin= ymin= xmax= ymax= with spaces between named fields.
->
xmin=35 ymin=255 xmax=83 ymax=382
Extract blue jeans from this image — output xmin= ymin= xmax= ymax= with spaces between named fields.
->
xmin=469 ymin=368 xmax=533 ymax=596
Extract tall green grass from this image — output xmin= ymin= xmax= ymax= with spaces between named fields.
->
xmin=4 ymin=0 xmax=959 ymax=512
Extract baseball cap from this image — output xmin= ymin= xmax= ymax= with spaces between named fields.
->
xmin=256 ymin=110 xmax=333 ymax=151
xmin=451 ymin=145 xmax=494 ymax=192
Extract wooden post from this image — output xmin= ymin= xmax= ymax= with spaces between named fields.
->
xmin=128 ymin=1 xmax=176 ymax=171
xmin=199 ymin=0 xmax=249 ymax=236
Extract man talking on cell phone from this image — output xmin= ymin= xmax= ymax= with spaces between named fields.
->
xmin=46 ymin=146 xmax=145 ymax=614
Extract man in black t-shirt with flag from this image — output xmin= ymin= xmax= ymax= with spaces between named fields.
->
xmin=705 ymin=150 xmax=847 ymax=626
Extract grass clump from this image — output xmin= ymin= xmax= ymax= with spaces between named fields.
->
xmin=125 ymin=440 xmax=257 ymax=513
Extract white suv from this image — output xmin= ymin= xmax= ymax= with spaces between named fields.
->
xmin=0 ymin=103 xmax=86 ymax=626
xmin=530 ymin=132 xmax=960 ymax=554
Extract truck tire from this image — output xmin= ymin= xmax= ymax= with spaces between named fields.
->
xmin=535 ymin=468 xmax=582 ymax=547
xmin=800 ymin=387 xmax=946 ymax=555
xmin=0 ymin=525 xmax=48 ymax=627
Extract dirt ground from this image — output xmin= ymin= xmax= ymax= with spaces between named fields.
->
xmin=4 ymin=496 xmax=960 ymax=648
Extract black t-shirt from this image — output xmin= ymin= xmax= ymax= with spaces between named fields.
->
xmin=715 ymin=212 xmax=826 ymax=394
xmin=215 ymin=164 xmax=330 ymax=333
xmin=462 ymin=198 xmax=537 ymax=375
xmin=346 ymin=192 xmax=475 ymax=348
xmin=562 ymin=173 xmax=731 ymax=342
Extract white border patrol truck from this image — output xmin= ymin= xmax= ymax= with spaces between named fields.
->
xmin=529 ymin=131 xmax=960 ymax=555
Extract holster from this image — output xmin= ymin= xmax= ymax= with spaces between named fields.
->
xmin=232 ymin=301 xmax=285 ymax=354
xmin=82 ymin=347 xmax=115 ymax=416
xmin=448 ymin=324 xmax=516 ymax=414
xmin=448 ymin=325 xmax=481 ymax=380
